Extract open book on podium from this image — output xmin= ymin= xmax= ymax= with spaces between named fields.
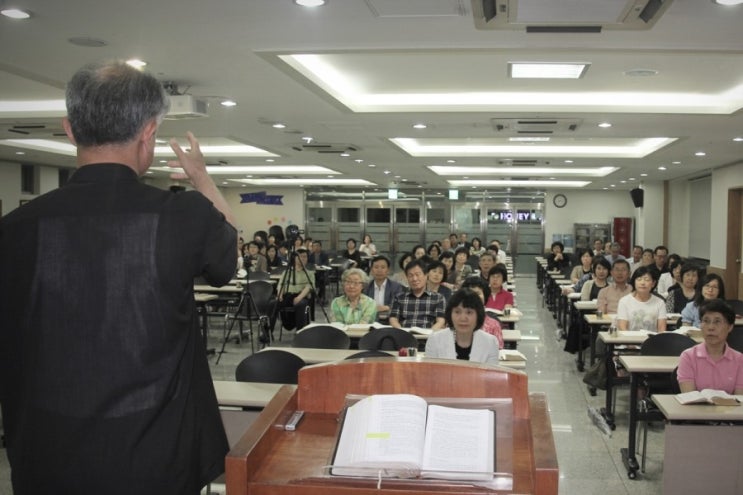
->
xmin=331 ymin=394 xmax=495 ymax=480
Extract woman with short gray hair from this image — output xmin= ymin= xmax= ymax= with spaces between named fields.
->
xmin=331 ymin=268 xmax=377 ymax=324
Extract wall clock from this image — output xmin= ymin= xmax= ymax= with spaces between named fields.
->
xmin=553 ymin=194 xmax=567 ymax=208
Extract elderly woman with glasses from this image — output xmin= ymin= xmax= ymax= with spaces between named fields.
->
xmin=330 ymin=268 xmax=377 ymax=325
xmin=677 ymin=299 xmax=743 ymax=394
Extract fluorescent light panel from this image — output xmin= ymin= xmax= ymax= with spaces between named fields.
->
xmin=233 ymin=178 xmax=375 ymax=186
xmin=149 ymin=165 xmax=338 ymax=175
xmin=429 ymin=166 xmax=618 ymax=177
xmin=509 ymin=62 xmax=590 ymax=79
xmin=448 ymin=179 xmax=590 ymax=188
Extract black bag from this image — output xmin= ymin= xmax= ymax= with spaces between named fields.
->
xmin=582 ymin=359 xmax=607 ymax=390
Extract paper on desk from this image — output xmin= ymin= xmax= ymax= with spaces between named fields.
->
xmin=674 ymin=326 xmax=702 ymax=338
xmin=666 ymin=313 xmax=682 ymax=319
xmin=618 ymin=330 xmax=654 ymax=337
xmin=499 ymin=349 xmax=526 ymax=361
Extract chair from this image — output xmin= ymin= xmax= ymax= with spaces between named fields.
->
xmin=725 ymin=299 xmax=743 ymax=316
xmin=345 ymin=350 xmax=393 ymax=359
xmin=234 ymin=350 xmax=306 ymax=384
xmin=726 ymin=327 xmax=743 ymax=353
xmin=292 ymin=325 xmax=351 ymax=349
xmin=636 ymin=332 xmax=696 ymax=472
xmin=358 ymin=328 xmax=418 ymax=351
xmin=326 ymin=258 xmax=353 ymax=298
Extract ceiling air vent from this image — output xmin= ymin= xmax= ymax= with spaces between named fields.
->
xmin=491 ymin=118 xmax=582 ymax=135
xmin=290 ymin=143 xmax=360 ymax=154
xmin=472 ymin=0 xmax=674 ymax=32
xmin=1 ymin=123 xmax=66 ymax=137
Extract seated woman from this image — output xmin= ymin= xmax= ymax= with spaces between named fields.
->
xmin=460 ymin=277 xmax=504 ymax=349
xmin=277 ymin=248 xmax=315 ymax=330
xmin=677 ymin=299 xmax=743 ymax=394
xmin=330 ymin=268 xmax=377 ymax=325
xmin=580 ymin=257 xmax=611 ymax=301
xmin=358 ymin=234 xmax=377 ymax=257
xmin=666 ymin=263 xmax=701 ymax=313
xmin=339 ymin=238 xmax=362 ymax=266
xmin=410 ymin=244 xmax=427 ymax=260
xmin=681 ymin=274 xmax=725 ymax=327
xmin=266 ymin=244 xmax=283 ymax=268
xmin=616 ymin=265 xmax=667 ymax=332
xmin=426 ymin=260 xmax=452 ymax=303
xmin=570 ymin=249 xmax=594 ymax=285
xmin=656 ymin=254 xmax=682 ymax=297
xmin=469 ymin=237 xmax=485 ymax=257
xmin=427 ymin=243 xmax=442 ymax=260
xmin=485 ymin=264 xmax=514 ymax=311
xmin=425 ymin=288 xmax=500 ymax=364
xmin=546 ymin=241 xmax=571 ymax=274
xmin=440 ymin=251 xmax=456 ymax=289
xmin=391 ymin=252 xmax=412 ymax=287
xmin=451 ymin=247 xmax=473 ymax=288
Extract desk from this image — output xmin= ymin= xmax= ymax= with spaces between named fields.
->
xmin=213 ymin=380 xmax=292 ymax=408
xmin=260 ymin=347 xmax=527 ymax=369
xmin=651 ymin=394 xmax=743 ymax=495
xmin=596 ymin=330 xmax=649 ymax=425
xmin=194 ymin=293 xmax=218 ymax=354
xmin=618 ymin=355 xmax=679 ymax=479
xmin=342 ymin=325 xmax=522 ymax=349
xmin=584 ymin=313 xmax=616 ymax=373
xmin=194 ymin=284 xmax=243 ymax=293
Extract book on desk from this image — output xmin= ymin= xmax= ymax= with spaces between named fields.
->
xmin=675 ymin=390 xmax=741 ymax=406
xmin=331 ymin=393 xmax=495 ymax=481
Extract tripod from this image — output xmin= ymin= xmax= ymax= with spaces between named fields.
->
xmin=274 ymin=246 xmax=329 ymax=337
xmin=215 ymin=272 xmax=272 ymax=364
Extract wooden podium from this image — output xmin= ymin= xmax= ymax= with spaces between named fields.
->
xmin=225 ymin=358 xmax=558 ymax=494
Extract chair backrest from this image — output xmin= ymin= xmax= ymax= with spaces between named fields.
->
xmin=726 ymin=327 xmax=743 ymax=353
xmin=724 ymin=299 xmax=743 ymax=316
xmin=669 ymin=366 xmax=682 ymax=395
xmin=292 ymin=325 xmax=351 ymax=349
xmin=234 ymin=350 xmax=305 ymax=384
xmin=345 ymin=350 xmax=394 ymax=359
xmin=247 ymin=280 xmax=276 ymax=314
xmin=247 ymin=271 xmax=270 ymax=281
xmin=358 ymin=328 xmax=418 ymax=351
xmin=640 ymin=332 xmax=696 ymax=356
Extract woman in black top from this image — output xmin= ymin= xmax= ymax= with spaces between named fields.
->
xmin=340 ymin=238 xmax=362 ymax=266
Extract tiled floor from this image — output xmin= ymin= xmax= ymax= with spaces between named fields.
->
xmin=0 ymin=262 xmax=666 ymax=494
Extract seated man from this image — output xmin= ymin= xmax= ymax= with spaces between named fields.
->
xmin=277 ymin=248 xmax=315 ymax=330
xmin=243 ymin=241 xmax=267 ymax=273
xmin=364 ymin=255 xmax=404 ymax=324
xmin=477 ymin=252 xmax=496 ymax=283
xmin=677 ymin=299 xmax=743 ymax=394
xmin=389 ymin=259 xmax=446 ymax=330
xmin=596 ymin=259 xmax=633 ymax=313
xmin=309 ymin=240 xmax=329 ymax=303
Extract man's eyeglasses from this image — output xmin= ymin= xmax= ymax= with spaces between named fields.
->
xmin=343 ymin=281 xmax=363 ymax=286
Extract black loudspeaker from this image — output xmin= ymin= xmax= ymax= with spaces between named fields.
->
xmin=630 ymin=188 xmax=644 ymax=208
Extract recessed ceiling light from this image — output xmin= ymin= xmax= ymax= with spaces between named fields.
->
xmin=301 ymin=136 xmax=313 ymax=143
xmin=564 ymin=160 xmax=573 ymax=164
xmin=610 ymin=184 xmax=616 ymax=187
xmin=265 ymin=159 xmax=274 ymax=162
xmin=508 ymin=136 xmax=550 ymax=142
xmin=641 ymin=173 xmax=648 ymax=177
xmin=354 ymin=159 xmax=363 ymax=163
xmin=220 ymin=100 xmax=237 ymax=107
xmin=383 ymin=170 xmax=391 ymax=175
xmin=620 ymin=180 xmax=627 ymax=184
xmin=126 ymin=59 xmax=147 ymax=69
xmin=695 ymin=151 xmax=706 ymax=156
xmin=368 ymin=164 xmax=376 ymax=168
xmin=658 ymin=166 xmax=667 ymax=170
xmin=1 ymin=8 xmax=31 ymax=19
xmin=15 ymin=151 xmax=25 ymax=155
xmin=598 ymin=122 xmax=612 ymax=128
xmin=272 ymin=123 xmax=286 ymax=129
xmin=714 ymin=0 xmax=743 ymax=6
xmin=412 ymin=123 xmax=427 ymax=129
xmin=340 ymin=152 xmax=350 ymax=157
xmin=672 ymin=161 xmax=681 ymax=164
xmin=629 ymin=177 xmax=635 ymax=181
xmin=294 ymin=0 xmax=326 ymax=6
xmin=509 ymin=62 xmax=589 ymax=79
xmin=733 ymin=137 xmax=743 ymax=142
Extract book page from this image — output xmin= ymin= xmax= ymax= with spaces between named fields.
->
xmin=676 ymin=389 xmax=740 ymax=406
xmin=421 ymin=405 xmax=495 ymax=480
xmin=333 ymin=394 xmax=428 ymax=476
xmin=408 ymin=327 xmax=433 ymax=336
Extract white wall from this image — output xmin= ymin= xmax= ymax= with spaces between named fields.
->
xmin=224 ymin=187 xmax=305 ymax=242
xmin=667 ymin=178 xmax=690 ymax=256
xmin=0 ymin=161 xmax=22 ymax=217
xmin=634 ymin=181 xmax=666 ymax=250
xmin=544 ymin=189 xmax=637 ymax=251
xmin=709 ymin=161 xmax=743 ymax=270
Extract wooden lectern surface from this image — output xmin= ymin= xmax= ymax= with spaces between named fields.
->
xmin=225 ymin=358 xmax=557 ymax=495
